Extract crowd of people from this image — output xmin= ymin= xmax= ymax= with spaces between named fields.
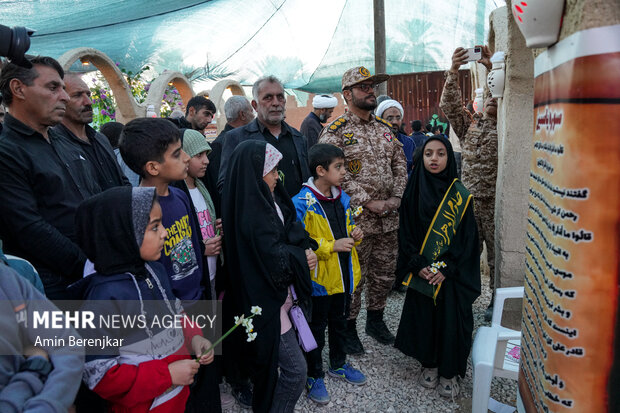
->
xmin=0 ymin=45 xmax=498 ymax=412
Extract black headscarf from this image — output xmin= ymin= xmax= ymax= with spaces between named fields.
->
xmin=396 ymin=134 xmax=477 ymax=284
xmin=221 ymin=140 xmax=311 ymax=413
xmin=416 ymin=136 xmax=458 ymax=229
xmin=75 ymin=186 xmax=156 ymax=277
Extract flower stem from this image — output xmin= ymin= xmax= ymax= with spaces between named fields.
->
xmin=195 ymin=313 xmax=256 ymax=362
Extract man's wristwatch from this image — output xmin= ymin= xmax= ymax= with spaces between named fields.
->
xmin=20 ymin=356 xmax=52 ymax=377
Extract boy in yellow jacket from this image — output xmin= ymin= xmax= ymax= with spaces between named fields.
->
xmin=292 ymin=144 xmax=366 ymax=405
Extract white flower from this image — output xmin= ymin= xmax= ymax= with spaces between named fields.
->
xmin=429 ymin=267 xmax=438 ymax=274
xmin=352 ymin=206 xmax=363 ymax=217
xmin=242 ymin=318 xmax=254 ymax=333
xmin=251 ymin=306 xmax=262 ymax=316
xmin=234 ymin=315 xmax=245 ymax=326
xmin=246 ymin=332 xmax=257 ymax=342
xmin=303 ymin=192 xmax=317 ymax=206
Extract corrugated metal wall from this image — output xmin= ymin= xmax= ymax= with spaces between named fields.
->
xmin=387 ymin=69 xmax=472 ymax=134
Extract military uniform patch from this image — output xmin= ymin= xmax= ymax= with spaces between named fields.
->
xmin=383 ymin=132 xmax=393 ymax=142
xmin=375 ymin=115 xmax=392 ymax=128
xmin=328 ymin=117 xmax=347 ymax=132
xmin=359 ymin=67 xmax=370 ymax=77
xmin=347 ymin=159 xmax=362 ymax=175
xmin=344 ymin=133 xmax=358 ymax=146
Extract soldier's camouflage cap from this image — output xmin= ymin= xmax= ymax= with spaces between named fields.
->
xmin=341 ymin=66 xmax=390 ymax=91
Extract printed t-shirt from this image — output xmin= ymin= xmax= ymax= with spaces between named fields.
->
xmin=157 ymin=187 xmax=203 ymax=300
xmin=188 ymin=187 xmax=217 ymax=281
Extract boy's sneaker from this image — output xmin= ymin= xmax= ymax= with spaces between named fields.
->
xmin=306 ymin=377 xmax=330 ymax=405
xmin=327 ymin=363 xmax=367 ymax=385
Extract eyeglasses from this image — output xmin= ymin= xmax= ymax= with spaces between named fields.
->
xmin=350 ymin=83 xmax=376 ymax=93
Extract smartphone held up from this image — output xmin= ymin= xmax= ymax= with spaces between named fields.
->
xmin=465 ymin=46 xmax=482 ymax=62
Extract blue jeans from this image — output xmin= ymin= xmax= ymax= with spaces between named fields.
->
xmin=269 ymin=328 xmax=307 ymax=413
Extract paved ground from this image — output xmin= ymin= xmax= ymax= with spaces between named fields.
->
xmin=222 ymin=257 xmax=518 ymax=412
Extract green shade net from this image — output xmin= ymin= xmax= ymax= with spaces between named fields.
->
xmin=2 ymin=0 xmax=503 ymax=92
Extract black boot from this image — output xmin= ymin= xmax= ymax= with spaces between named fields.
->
xmin=343 ymin=319 xmax=365 ymax=355
xmin=365 ymin=309 xmax=395 ymax=345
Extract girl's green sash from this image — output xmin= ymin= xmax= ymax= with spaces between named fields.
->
xmin=403 ymin=178 xmax=473 ymax=303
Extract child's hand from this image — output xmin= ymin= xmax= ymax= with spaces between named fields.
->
xmin=418 ymin=267 xmax=445 ymax=285
xmin=333 ymin=238 xmax=355 ymax=252
xmin=418 ymin=267 xmax=432 ymax=281
xmin=305 ymin=249 xmax=317 ymax=271
xmin=204 ymin=235 xmax=222 ymax=256
xmin=192 ymin=335 xmax=215 ymax=365
xmin=168 ymin=359 xmax=199 ymax=386
xmin=428 ymin=270 xmax=445 ymax=285
xmin=350 ymin=227 xmax=363 ymax=242
xmin=215 ymin=219 xmax=223 ymax=236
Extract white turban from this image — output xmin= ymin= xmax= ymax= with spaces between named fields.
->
xmin=376 ymin=99 xmax=404 ymax=119
xmin=312 ymin=94 xmax=338 ymax=109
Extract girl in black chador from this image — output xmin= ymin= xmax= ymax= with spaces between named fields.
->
xmin=221 ymin=140 xmax=317 ymax=413
xmin=394 ymin=136 xmax=480 ymax=398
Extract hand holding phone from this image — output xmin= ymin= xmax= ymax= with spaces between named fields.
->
xmin=465 ymin=46 xmax=482 ymax=62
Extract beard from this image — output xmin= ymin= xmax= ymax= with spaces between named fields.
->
xmin=352 ymin=93 xmax=377 ymax=111
xmin=318 ymin=113 xmax=328 ymax=123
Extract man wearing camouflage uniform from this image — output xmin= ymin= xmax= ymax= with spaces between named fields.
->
xmin=440 ymin=46 xmax=498 ymax=320
xmin=319 ymin=67 xmax=408 ymax=353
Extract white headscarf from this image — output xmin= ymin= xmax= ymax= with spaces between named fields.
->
xmin=312 ymin=94 xmax=338 ymax=109
xmin=376 ymin=99 xmax=404 ymax=119
xmin=263 ymin=143 xmax=283 ymax=177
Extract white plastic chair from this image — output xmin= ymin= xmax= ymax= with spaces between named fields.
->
xmin=472 ymin=286 xmax=524 ymax=413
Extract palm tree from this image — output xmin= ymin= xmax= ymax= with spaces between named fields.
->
xmin=386 ymin=17 xmax=443 ymax=73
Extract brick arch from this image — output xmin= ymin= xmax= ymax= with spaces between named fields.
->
xmin=57 ymin=47 xmax=142 ymax=123
xmin=209 ymin=79 xmax=248 ymax=133
xmin=145 ymin=71 xmax=194 ymax=116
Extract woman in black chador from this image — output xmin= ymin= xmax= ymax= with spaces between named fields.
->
xmin=394 ymin=136 xmax=480 ymax=398
xmin=221 ymin=140 xmax=316 ymax=413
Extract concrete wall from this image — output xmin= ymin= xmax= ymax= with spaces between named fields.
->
xmin=491 ymin=5 xmax=534 ymax=292
xmin=489 ymin=5 xmax=535 ymax=327
xmin=559 ymin=0 xmax=619 ymax=40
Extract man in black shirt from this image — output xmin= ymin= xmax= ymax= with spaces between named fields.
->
xmin=0 ymin=57 xmax=100 ymax=299
xmin=53 ymin=73 xmax=129 ymax=190
xmin=218 ymin=76 xmax=310 ymax=197
xmin=168 ymin=95 xmax=216 ymax=131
